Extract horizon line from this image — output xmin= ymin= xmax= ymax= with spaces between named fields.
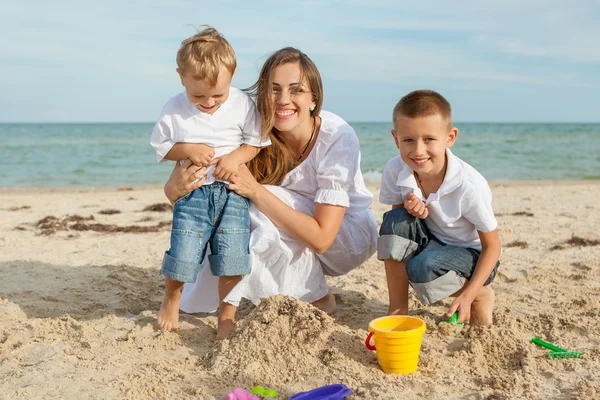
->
xmin=1 ymin=120 xmax=600 ymax=125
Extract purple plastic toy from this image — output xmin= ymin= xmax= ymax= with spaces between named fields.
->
xmin=289 ymin=384 xmax=352 ymax=400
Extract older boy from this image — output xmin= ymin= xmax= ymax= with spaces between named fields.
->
xmin=378 ymin=90 xmax=501 ymax=325
xmin=150 ymin=26 xmax=270 ymax=337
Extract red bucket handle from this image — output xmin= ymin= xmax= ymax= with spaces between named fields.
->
xmin=365 ymin=332 xmax=376 ymax=351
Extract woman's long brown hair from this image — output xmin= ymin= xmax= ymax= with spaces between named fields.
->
xmin=246 ymin=47 xmax=323 ymax=185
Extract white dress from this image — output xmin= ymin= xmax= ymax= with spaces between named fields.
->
xmin=179 ymin=111 xmax=378 ymax=312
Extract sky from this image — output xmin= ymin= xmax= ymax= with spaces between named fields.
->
xmin=1 ymin=0 xmax=599 ymax=123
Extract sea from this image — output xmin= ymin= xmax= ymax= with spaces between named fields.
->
xmin=1 ymin=122 xmax=599 ymax=188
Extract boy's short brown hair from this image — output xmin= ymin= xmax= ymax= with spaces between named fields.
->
xmin=176 ymin=25 xmax=236 ymax=85
xmin=393 ymin=90 xmax=452 ymax=130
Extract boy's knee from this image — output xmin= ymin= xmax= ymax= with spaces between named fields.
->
xmin=405 ymin=258 xmax=435 ymax=284
xmin=379 ymin=207 xmax=416 ymax=237
xmin=405 ymin=253 xmax=449 ymax=284
xmin=406 ymin=259 xmax=466 ymax=305
xmin=404 ymin=262 xmax=419 ymax=282
xmin=378 ymin=208 xmax=429 ymax=263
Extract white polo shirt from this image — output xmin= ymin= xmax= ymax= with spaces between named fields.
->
xmin=379 ymin=149 xmax=497 ymax=251
xmin=150 ymin=87 xmax=270 ymax=184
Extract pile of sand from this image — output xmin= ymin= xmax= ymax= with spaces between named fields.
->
xmin=203 ymin=295 xmax=376 ymax=397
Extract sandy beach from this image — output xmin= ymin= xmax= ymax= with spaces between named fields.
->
xmin=1 ymin=181 xmax=599 ymax=399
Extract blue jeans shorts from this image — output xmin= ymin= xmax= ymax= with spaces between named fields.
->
xmin=161 ymin=182 xmax=251 ymax=282
xmin=377 ymin=207 xmax=499 ymax=305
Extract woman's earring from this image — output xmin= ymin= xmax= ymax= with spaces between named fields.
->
xmin=310 ymin=105 xmax=315 ymax=112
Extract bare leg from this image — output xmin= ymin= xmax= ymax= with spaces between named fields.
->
xmin=470 ymin=285 xmax=495 ymax=325
xmin=311 ymin=292 xmax=337 ymax=315
xmin=158 ymin=277 xmax=184 ymax=332
xmin=216 ymin=275 xmax=242 ymax=340
xmin=384 ymin=259 xmax=409 ymax=315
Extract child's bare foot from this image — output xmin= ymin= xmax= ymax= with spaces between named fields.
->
xmin=158 ymin=278 xmax=184 ymax=332
xmin=216 ymin=318 xmax=235 ymax=340
xmin=158 ymin=295 xmax=181 ymax=332
xmin=311 ymin=292 xmax=337 ymax=315
xmin=216 ymin=277 xmax=241 ymax=340
xmin=470 ymin=285 xmax=495 ymax=325
xmin=216 ymin=301 xmax=238 ymax=340
xmin=387 ymin=307 xmax=408 ymax=316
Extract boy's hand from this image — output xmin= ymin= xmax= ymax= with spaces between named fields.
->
xmin=188 ymin=144 xmax=215 ymax=167
xmin=405 ymin=193 xmax=428 ymax=219
xmin=446 ymin=291 xmax=476 ymax=323
xmin=211 ymin=153 xmax=242 ymax=182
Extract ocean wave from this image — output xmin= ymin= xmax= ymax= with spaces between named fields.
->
xmin=362 ymin=170 xmax=383 ymax=183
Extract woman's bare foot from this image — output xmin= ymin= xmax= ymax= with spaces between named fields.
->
xmin=311 ymin=292 xmax=337 ymax=315
xmin=158 ymin=278 xmax=184 ymax=332
xmin=470 ymin=285 xmax=495 ymax=325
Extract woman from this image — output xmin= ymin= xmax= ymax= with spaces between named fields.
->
xmin=164 ymin=48 xmax=378 ymax=339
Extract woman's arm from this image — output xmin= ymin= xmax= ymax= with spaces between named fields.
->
xmin=228 ymin=166 xmax=346 ymax=254
xmin=163 ymin=160 xmax=207 ymax=205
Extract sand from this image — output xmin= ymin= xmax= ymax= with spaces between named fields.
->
xmin=1 ymin=181 xmax=599 ymax=399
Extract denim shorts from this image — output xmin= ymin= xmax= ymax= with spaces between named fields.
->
xmin=377 ymin=207 xmax=499 ymax=305
xmin=161 ymin=182 xmax=251 ymax=282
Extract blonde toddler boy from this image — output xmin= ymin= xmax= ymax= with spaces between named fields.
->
xmin=150 ymin=26 xmax=270 ymax=338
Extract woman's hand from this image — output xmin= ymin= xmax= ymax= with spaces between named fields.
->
xmin=164 ymin=159 xmax=207 ymax=205
xmin=227 ymin=165 xmax=262 ymax=200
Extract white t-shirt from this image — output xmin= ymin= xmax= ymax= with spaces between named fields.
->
xmin=150 ymin=87 xmax=270 ymax=184
xmin=379 ymin=149 xmax=497 ymax=250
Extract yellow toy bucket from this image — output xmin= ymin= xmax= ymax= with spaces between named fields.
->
xmin=365 ymin=315 xmax=426 ymax=374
